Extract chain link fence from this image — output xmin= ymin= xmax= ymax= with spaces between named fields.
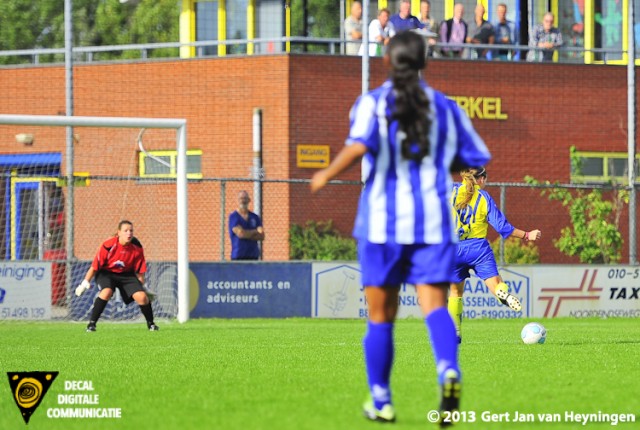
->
xmin=183 ymin=177 xmax=638 ymax=266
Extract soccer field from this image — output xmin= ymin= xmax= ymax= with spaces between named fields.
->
xmin=0 ymin=318 xmax=638 ymax=430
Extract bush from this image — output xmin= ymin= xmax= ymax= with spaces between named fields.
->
xmin=524 ymin=146 xmax=627 ymax=264
xmin=289 ymin=220 xmax=356 ymax=261
xmin=490 ymin=236 xmax=540 ymax=264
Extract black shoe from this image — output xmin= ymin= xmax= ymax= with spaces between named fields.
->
xmin=148 ymin=323 xmax=159 ymax=331
xmin=438 ymin=369 xmax=461 ymax=428
xmin=86 ymin=322 xmax=96 ymax=332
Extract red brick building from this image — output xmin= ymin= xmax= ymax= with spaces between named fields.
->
xmin=0 ymin=56 xmax=637 ymax=263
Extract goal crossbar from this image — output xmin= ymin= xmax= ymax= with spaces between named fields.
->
xmin=0 ymin=114 xmax=190 ymax=323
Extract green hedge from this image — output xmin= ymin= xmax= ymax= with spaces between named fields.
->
xmin=289 ymin=220 xmax=356 ymax=261
xmin=490 ymin=236 xmax=540 ymax=264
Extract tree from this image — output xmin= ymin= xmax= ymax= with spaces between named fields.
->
xmin=525 ymin=146 xmax=628 ymax=264
xmin=290 ymin=0 xmax=341 ymax=53
xmin=93 ymin=0 xmax=180 ymax=59
xmin=0 ymin=1 xmax=60 ymax=64
xmin=0 ymin=0 xmax=180 ymax=64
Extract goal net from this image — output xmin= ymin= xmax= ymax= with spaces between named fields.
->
xmin=0 ymin=115 xmax=189 ymax=324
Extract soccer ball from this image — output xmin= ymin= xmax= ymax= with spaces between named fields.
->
xmin=521 ymin=322 xmax=546 ymax=344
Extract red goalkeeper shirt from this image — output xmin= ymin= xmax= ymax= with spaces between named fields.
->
xmin=91 ymin=236 xmax=147 ymax=274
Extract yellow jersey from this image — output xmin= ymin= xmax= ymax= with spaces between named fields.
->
xmin=451 ymin=183 xmax=514 ymax=241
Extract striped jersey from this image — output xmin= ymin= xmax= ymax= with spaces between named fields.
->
xmin=349 ymin=80 xmax=491 ymax=244
xmin=451 ymin=183 xmax=514 ymax=240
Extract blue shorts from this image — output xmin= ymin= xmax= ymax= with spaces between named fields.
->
xmin=452 ymin=238 xmax=499 ymax=283
xmin=358 ymin=240 xmax=456 ymax=286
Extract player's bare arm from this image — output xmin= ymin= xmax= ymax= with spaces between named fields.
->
xmin=75 ymin=267 xmax=96 ymax=296
xmin=84 ymin=266 xmax=96 ymax=283
xmin=512 ymin=228 xmax=542 ymax=241
xmin=311 ymin=143 xmax=367 ymax=193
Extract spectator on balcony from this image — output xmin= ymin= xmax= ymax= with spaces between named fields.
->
xmin=493 ymin=3 xmax=519 ymax=60
xmin=527 ymin=12 xmax=564 ymax=62
xmin=345 ymin=1 xmax=363 ymax=55
xmin=419 ymin=0 xmax=439 ymax=55
xmin=439 ymin=3 xmax=467 ymax=58
xmin=229 ymin=190 xmax=264 ymax=260
xmin=359 ymin=9 xmax=396 ymax=57
xmin=466 ymin=4 xmax=494 ymax=59
xmin=390 ymin=0 xmax=424 ymax=33
xmin=419 ymin=0 xmax=438 ymax=32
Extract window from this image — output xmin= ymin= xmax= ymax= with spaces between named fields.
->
xmin=196 ymin=0 xmax=218 ymax=56
xmin=558 ymin=0 xmax=585 ymax=63
xmin=571 ymin=151 xmax=640 ymax=183
xmin=139 ymin=150 xmax=203 ymax=179
xmin=594 ymin=0 xmax=623 ymax=62
xmin=227 ymin=0 xmax=248 ymax=54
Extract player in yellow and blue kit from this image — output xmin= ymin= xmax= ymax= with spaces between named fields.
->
xmin=449 ymin=167 xmax=541 ymax=342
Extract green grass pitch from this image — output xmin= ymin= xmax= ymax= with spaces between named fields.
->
xmin=0 ymin=318 xmax=638 ymax=429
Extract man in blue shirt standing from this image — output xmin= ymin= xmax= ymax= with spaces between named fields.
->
xmin=389 ymin=0 xmax=424 ymax=33
xmin=228 ymin=190 xmax=264 ymax=260
xmin=493 ymin=3 xmax=518 ymax=60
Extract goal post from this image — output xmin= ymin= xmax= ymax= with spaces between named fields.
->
xmin=0 ymin=114 xmax=190 ymax=323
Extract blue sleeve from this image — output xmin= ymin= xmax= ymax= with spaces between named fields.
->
xmin=483 ymin=191 xmax=515 ymax=238
xmin=254 ymin=213 xmax=263 ymax=228
xmin=511 ymin=22 xmax=519 ymax=45
xmin=228 ymin=212 xmax=239 ymax=237
xmin=447 ymin=97 xmax=491 ymax=169
xmin=346 ymin=93 xmax=379 ymax=154
xmin=413 ymin=17 xmax=425 ymax=29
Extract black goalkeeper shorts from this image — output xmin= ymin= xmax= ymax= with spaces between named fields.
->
xmin=95 ymin=271 xmax=144 ymax=305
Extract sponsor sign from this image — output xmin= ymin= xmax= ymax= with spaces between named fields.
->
xmin=190 ymin=263 xmax=311 ymax=318
xmin=0 ymin=262 xmax=51 ymax=320
xmin=532 ymin=266 xmax=640 ymax=318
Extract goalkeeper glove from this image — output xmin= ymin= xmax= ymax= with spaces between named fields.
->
xmin=75 ymin=279 xmax=91 ymax=297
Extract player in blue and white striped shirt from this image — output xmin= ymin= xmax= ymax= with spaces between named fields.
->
xmin=311 ymin=31 xmax=490 ymax=425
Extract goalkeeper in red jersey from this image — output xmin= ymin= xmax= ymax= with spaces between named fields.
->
xmin=75 ymin=220 xmax=158 ymax=332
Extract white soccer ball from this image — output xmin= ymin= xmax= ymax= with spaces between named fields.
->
xmin=521 ymin=322 xmax=546 ymax=344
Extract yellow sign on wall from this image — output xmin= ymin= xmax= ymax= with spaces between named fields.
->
xmin=296 ymin=145 xmax=330 ymax=168
xmin=448 ymin=96 xmax=508 ymax=120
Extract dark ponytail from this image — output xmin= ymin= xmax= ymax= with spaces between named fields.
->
xmin=387 ymin=31 xmax=431 ymax=162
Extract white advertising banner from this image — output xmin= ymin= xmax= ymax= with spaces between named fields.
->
xmin=0 ymin=262 xmax=52 ymax=320
xmin=530 ymin=266 xmax=640 ymax=318
xmin=311 ymin=262 xmax=424 ymax=319
xmin=312 ymin=263 xmax=640 ymax=319
xmin=458 ymin=267 xmax=532 ymax=319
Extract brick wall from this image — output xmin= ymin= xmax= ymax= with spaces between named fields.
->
xmin=288 ymin=56 xmax=636 ymax=264
xmin=0 ymin=56 xmax=637 ymax=263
